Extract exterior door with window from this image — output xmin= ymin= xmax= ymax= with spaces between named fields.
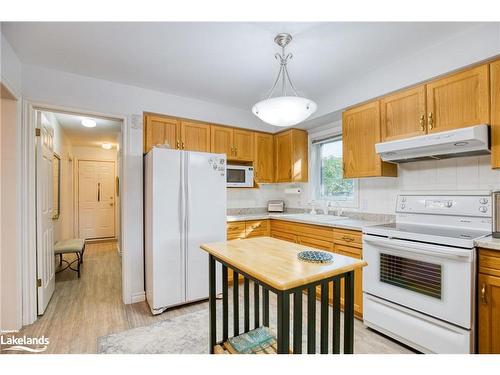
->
xmin=78 ymin=160 xmax=115 ymax=239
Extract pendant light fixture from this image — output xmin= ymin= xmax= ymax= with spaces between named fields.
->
xmin=252 ymin=33 xmax=317 ymax=127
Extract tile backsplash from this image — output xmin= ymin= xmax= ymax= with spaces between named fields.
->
xmin=227 ymin=155 xmax=500 ymax=215
xmin=227 ymin=183 xmax=309 ymax=210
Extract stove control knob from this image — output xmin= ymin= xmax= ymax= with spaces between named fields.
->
xmin=445 ymin=201 xmax=453 ymax=208
xmin=479 ymin=197 xmax=489 ymax=204
xmin=400 ymin=204 xmax=406 ymax=209
xmin=401 ymin=197 xmax=407 ymax=202
xmin=479 ymin=206 xmax=488 ymax=213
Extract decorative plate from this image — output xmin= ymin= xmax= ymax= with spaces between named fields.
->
xmin=297 ymin=250 xmax=334 ymax=264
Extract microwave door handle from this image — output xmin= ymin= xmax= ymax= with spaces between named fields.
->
xmin=363 ymin=236 xmax=472 ymax=260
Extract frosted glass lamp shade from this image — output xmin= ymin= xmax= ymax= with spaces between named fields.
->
xmin=252 ymin=96 xmax=317 ymax=127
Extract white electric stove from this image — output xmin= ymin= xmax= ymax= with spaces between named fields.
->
xmin=362 ymin=192 xmax=492 ymax=354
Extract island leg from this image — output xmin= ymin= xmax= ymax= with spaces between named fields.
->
xmin=343 ymin=271 xmax=355 ymax=354
xmin=277 ymin=291 xmax=290 ymax=354
xmin=209 ymin=254 xmax=217 ymax=354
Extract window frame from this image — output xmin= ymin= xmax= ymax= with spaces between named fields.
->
xmin=310 ymin=134 xmax=359 ymax=208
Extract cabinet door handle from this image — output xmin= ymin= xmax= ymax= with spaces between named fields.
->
xmin=428 ymin=112 xmax=434 ymax=130
xmin=342 ymin=236 xmax=354 ymax=242
xmin=288 ymin=169 xmax=292 ymax=179
xmin=97 ymin=182 xmax=101 ymax=202
xmin=176 ymin=140 xmax=180 ymax=149
xmin=481 ymin=283 xmax=487 ymax=304
xmin=419 ymin=114 xmax=425 ymax=131
xmin=181 ymin=141 xmax=185 ymax=149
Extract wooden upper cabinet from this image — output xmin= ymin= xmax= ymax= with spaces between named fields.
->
xmin=233 ymin=129 xmax=254 ymax=161
xmin=426 ymin=64 xmax=490 ymax=133
xmin=274 ymin=131 xmax=293 ymax=182
xmin=211 ymin=125 xmax=233 ymax=157
xmin=491 ymin=60 xmax=500 ymax=169
xmin=254 ymin=132 xmax=274 ymax=183
xmin=381 ymin=85 xmax=427 ymax=141
xmin=180 ymin=121 xmax=211 ymax=152
xmin=343 ymin=101 xmax=397 ymax=178
xmin=144 ymin=115 xmax=180 ymax=153
xmin=210 ymin=125 xmax=255 ymax=161
xmin=274 ymin=129 xmax=308 ymax=183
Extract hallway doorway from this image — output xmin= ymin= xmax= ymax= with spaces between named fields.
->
xmin=34 ymin=109 xmax=123 ymax=315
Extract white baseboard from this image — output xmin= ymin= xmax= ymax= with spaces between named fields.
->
xmin=130 ymin=291 xmax=146 ymax=304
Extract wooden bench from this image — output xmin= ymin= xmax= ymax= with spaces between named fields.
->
xmin=54 ymin=239 xmax=86 ymax=278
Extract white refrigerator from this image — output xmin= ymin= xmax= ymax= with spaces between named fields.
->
xmin=144 ymin=148 xmax=225 ymax=315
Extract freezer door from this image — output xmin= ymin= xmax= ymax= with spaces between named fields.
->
xmin=184 ymin=151 xmax=225 ymax=301
xmin=145 ymin=148 xmax=185 ymax=313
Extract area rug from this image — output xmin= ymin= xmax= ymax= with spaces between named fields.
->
xmin=97 ymin=303 xmax=412 ymax=354
xmin=98 ymin=310 xmax=211 ymax=354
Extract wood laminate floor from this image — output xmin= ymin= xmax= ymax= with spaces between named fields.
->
xmin=3 ymin=241 xmax=412 ymax=354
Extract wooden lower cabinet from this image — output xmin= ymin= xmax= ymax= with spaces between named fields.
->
xmin=226 ymin=219 xmax=269 ymax=281
xmin=269 ymin=219 xmax=364 ymax=318
xmin=336 ymin=244 xmax=363 ymax=318
xmin=478 ymin=248 xmax=500 ymax=353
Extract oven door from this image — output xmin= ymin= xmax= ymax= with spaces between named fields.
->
xmin=363 ymin=234 xmax=474 ymax=329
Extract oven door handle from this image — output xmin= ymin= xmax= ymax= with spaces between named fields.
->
xmin=363 ymin=236 xmax=473 ymax=260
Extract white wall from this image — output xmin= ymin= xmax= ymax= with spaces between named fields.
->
xmin=0 ymin=30 xmax=22 ymax=331
xmin=0 ymin=30 xmax=22 ymax=97
xmin=311 ymin=23 xmax=500 ymax=121
xmin=1 ymin=96 xmax=21 ymax=331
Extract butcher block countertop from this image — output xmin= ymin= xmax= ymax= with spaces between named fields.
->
xmin=200 ymin=237 xmax=367 ymax=291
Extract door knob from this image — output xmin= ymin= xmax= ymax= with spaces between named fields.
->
xmin=109 ymin=203 xmax=114 ymax=207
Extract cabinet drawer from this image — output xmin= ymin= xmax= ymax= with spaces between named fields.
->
xmin=227 ymin=221 xmax=246 ymax=240
xmin=297 ymin=236 xmax=333 ymax=252
xmin=270 ymin=219 xmax=334 ymax=241
xmin=479 ymin=248 xmax=500 ymax=277
xmin=334 ymin=243 xmax=362 ymax=258
xmin=245 ymin=219 xmax=269 ymax=237
xmin=271 ymin=230 xmax=297 ymax=243
xmin=334 ymin=228 xmax=362 ymax=248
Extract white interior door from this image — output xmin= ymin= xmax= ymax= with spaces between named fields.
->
xmin=36 ymin=111 xmax=55 ymax=315
xmin=78 ymin=160 xmax=115 ymax=239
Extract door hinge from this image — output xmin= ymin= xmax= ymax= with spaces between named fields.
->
xmin=37 ymin=278 xmax=42 ymax=287
xmin=35 ymin=128 xmax=41 ymax=137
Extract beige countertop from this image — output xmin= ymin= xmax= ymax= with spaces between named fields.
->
xmin=475 ymin=236 xmax=500 ymax=251
xmin=226 ymin=213 xmax=388 ymax=231
xmin=200 ymin=237 xmax=367 ymax=291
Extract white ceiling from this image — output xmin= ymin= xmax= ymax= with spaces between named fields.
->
xmin=4 ymin=22 xmax=485 ymax=124
xmin=51 ymin=112 xmax=121 ymax=147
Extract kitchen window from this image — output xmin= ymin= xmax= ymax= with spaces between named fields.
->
xmin=312 ymin=135 xmax=358 ymax=207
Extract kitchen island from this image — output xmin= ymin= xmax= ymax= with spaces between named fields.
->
xmin=200 ymin=237 xmax=367 ymax=354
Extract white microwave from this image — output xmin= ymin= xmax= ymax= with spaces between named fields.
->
xmin=227 ymin=165 xmax=254 ymax=188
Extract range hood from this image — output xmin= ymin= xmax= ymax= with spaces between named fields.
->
xmin=376 ymin=124 xmax=490 ymax=163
